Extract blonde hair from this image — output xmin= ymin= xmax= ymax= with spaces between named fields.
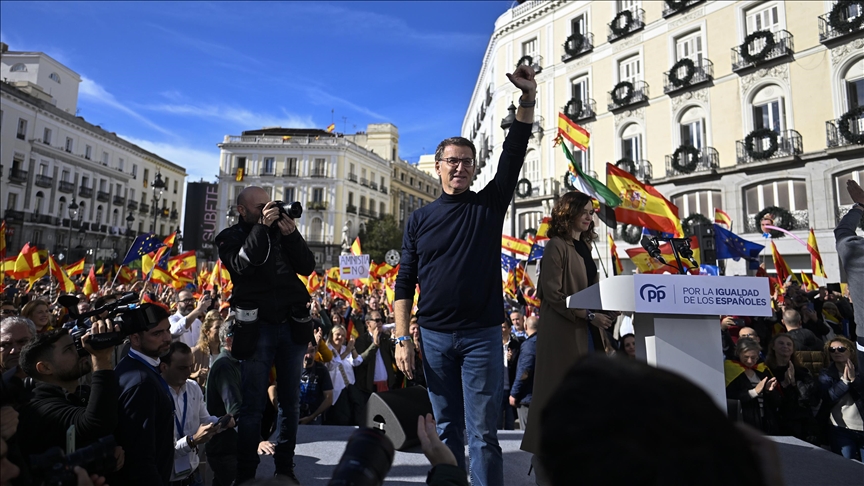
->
xmin=196 ymin=309 xmax=224 ymax=351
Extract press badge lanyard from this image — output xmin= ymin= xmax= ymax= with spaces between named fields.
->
xmin=173 ymin=391 xmax=188 ymax=439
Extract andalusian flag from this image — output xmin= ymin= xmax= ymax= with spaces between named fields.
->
xmin=608 ymin=233 xmax=624 ymax=276
xmin=63 ymin=258 xmax=86 ymax=277
xmin=502 ymin=235 xmax=532 ymax=257
xmin=806 ymin=229 xmax=826 ymax=278
xmin=49 ymin=256 xmax=78 ymax=293
xmin=83 ymin=265 xmax=99 ymax=297
xmin=606 ymin=163 xmax=683 ymax=237
xmin=769 ymin=241 xmax=796 ymax=284
xmin=350 ymin=237 xmax=362 ymax=256
xmin=714 ymin=209 xmax=732 ymax=230
xmin=558 ymin=112 xmax=590 ymax=151
xmin=560 ymin=140 xmax=621 ymax=208
xmin=625 ymin=236 xmax=701 ymax=274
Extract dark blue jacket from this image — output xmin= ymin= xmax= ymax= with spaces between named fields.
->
xmin=510 ymin=333 xmax=537 ymax=406
xmin=817 ymin=364 xmax=864 ymax=427
xmin=112 ymin=354 xmax=174 ymax=486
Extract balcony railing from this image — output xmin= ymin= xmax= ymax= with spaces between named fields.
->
xmin=9 ymin=168 xmax=28 ymax=183
xmin=347 ymin=204 xmax=357 ymax=214
xmin=664 ymin=147 xmax=719 ymax=177
xmin=359 ymin=208 xmax=371 ymax=217
xmin=607 ymin=80 xmax=649 ymax=111
xmin=347 ymin=173 xmax=358 ymax=183
xmin=283 ymin=168 xmax=299 ymax=177
xmin=615 ymin=160 xmax=653 ymax=182
xmin=563 ymin=98 xmax=597 ymax=122
xmin=259 ymin=169 xmax=275 ymax=176
xmin=308 ymin=201 xmax=329 ymax=210
xmin=78 ymin=186 xmax=93 ymax=198
xmin=369 ymin=209 xmax=377 ymax=218
xmin=515 ymin=54 xmax=543 ymax=75
xmin=826 ymin=113 xmax=864 ymax=148
xmin=818 ymin=5 xmax=864 ymax=43
xmin=360 ymin=178 xmax=369 ymax=187
xmin=4 ymin=210 xmax=24 ymax=221
xmin=310 ymin=169 xmax=328 ymax=178
xmin=370 ymin=181 xmax=378 ymax=190
xmin=113 ymin=195 xmax=125 ymax=206
xmin=139 ymin=202 xmax=150 ymax=213
xmin=35 ymin=174 xmax=54 ymax=188
xmin=745 ymin=209 xmax=810 ymax=233
xmin=561 ymin=32 xmax=594 ymax=62
xmin=127 ymin=200 xmax=139 ymax=211
xmin=736 ymin=129 xmax=803 ymax=164
xmin=662 ymin=0 xmax=705 ymax=18
xmin=732 ymin=30 xmax=794 ymax=71
xmin=380 ymin=186 xmax=389 ymax=195
xmin=170 ymin=210 xmax=178 ymax=220
xmin=608 ymin=8 xmax=645 ymax=43
xmin=663 ymin=58 xmax=714 ymax=94
xmin=96 ymin=191 xmax=110 ymax=202
xmin=58 ymin=181 xmax=75 ymax=194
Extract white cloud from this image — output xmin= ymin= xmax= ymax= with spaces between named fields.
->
xmin=304 ymin=87 xmax=387 ymax=121
xmin=79 ymin=77 xmax=174 ymax=136
xmin=139 ymin=102 xmax=315 ymax=130
xmin=119 ymin=134 xmax=220 ymax=181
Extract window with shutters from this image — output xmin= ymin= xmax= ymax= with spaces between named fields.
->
xmin=619 ymin=55 xmax=642 ymax=84
xmin=746 ymin=3 xmax=781 ymax=35
xmin=744 ymin=180 xmax=808 ymax=219
xmin=43 ymin=127 xmax=52 ymax=145
xmin=673 ymin=190 xmax=722 ymax=219
xmin=522 ymin=38 xmax=538 ymax=57
xmin=675 ymin=31 xmax=704 ymax=63
xmin=618 ymin=0 xmax=640 ymax=14
xmin=752 ymin=85 xmax=786 ymax=132
xmin=679 ymin=106 xmax=706 ymax=149
xmin=571 ymin=76 xmax=589 ymax=102
xmin=620 ymin=123 xmax=642 ymax=161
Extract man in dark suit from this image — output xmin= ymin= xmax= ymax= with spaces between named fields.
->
xmin=113 ymin=304 xmax=174 ymax=486
xmin=354 ymin=311 xmax=397 ymax=394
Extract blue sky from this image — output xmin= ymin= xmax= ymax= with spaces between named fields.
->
xmin=1 ymin=1 xmax=511 ymax=180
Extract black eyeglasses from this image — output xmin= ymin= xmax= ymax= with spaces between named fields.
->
xmin=439 ymin=157 xmax=475 ymax=168
xmin=367 ymin=318 xmax=383 ymax=323
xmin=179 ymin=298 xmax=195 ymax=305
xmin=0 ymin=309 xmax=18 ymax=315
xmin=829 ymin=346 xmax=847 ymax=353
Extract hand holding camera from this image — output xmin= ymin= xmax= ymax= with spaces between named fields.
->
xmin=81 ymin=318 xmax=120 ymax=370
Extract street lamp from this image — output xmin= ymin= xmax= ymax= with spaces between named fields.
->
xmin=65 ymin=198 xmax=80 ymax=262
xmin=151 ymin=171 xmax=166 ymax=235
xmin=125 ymin=211 xmax=135 ymax=255
xmin=176 ymin=227 xmax=183 ymax=253
xmin=500 ymin=103 xmax=517 ymax=238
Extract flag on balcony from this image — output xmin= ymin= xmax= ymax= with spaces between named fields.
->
xmin=122 ymin=233 xmax=166 ymax=266
xmin=350 ymin=237 xmax=362 ymax=256
xmin=502 ymin=235 xmax=532 ymax=257
xmin=558 ymin=113 xmax=590 ymax=151
xmin=326 ymin=123 xmax=336 ymax=133
xmin=625 ymin=236 xmax=700 ymax=274
xmin=608 ymin=233 xmax=624 ymax=276
xmin=770 ymin=241 xmax=796 ymax=284
xmin=63 ymin=258 xmax=86 ymax=277
xmin=807 ymin=228 xmax=827 ymax=278
xmin=606 ymin=163 xmax=683 ymax=237
xmin=714 ymin=208 xmax=732 ymax=230
xmin=49 ymin=256 xmax=78 ymax=293
xmin=83 ymin=265 xmax=99 ymax=297
xmin=235 ymin=167 xmax=244 ymax=182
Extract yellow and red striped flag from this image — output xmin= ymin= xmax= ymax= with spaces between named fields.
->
xmin=63 ymin=258 xmax=86 ymax=277
xmin=0 ymin=221 xmax=6 ymax=282
xmin=83 ymin=265 xmax=99 ymax=297
xmin=326 ymin=278 xmax=354 ymax=308
xmin=235 ymin=167 xmax=244 ymax=182
xmin=307 ymin=272 xmax=322 ymax=293
xmin=606 ymin=163 xmax=684 ymax=237
xmin=326 ymin=123 xmax=336 ymax=133
xmin=714 ymin=209 xmax=732 ymax=230
xmin=96 ymin=263 xmax=105 ymax=275
xmin=557 ymin=112 xmax=590 ymax=151
xmin=608 ymin=233 xmax=624 ymax=276
xmin=806 ymin=229 xmax=826 ymax=278
xmin=502 ymin=235 xmax=532 ymax=257
xmin=800 ymin=272 xmax=818 ymax=291
xmin=625 ymin=236 xmax=701 ymax=274
xmin=49 ymin=256 xmax=78 ymax=293
xmin=770 ymin=241 xmax=796 ymax=284
xmin=350 ymin=237 xmax=362 ymax=256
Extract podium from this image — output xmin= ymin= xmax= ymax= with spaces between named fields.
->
xmin=567 ymin=274 xmax=772 ymax=408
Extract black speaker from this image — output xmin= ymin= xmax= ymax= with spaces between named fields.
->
xmin=362 ymin=386 xmax=434 ymax=451
xmin=691 ymin=223 xmax=717 ymax=266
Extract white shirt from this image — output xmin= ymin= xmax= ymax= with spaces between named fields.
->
xmin=326 ymin=344 xmax=364 ymax=403
xmin=128 ymin=348 xmax=160 ymax=367
xmin=373 ymin=348 xmax=388 ymax=382
xmin=168 ymin=379 xmax=218 ymax=480
xmin=169 ymin=311 xmax=202 ymax=349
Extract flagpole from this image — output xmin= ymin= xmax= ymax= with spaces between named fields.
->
xmin=592 ymin=241 xmax=608 ymax=278
xmin=110 ymin=265 xmax=122 ymax=289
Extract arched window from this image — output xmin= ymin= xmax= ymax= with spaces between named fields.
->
xmin=78 ymin=201 xmax=86 ymax=220
xmin=112 ymin=208 xmax=119 ymax=226
xmin=360 ymin=196 xmax=366 ymax=211
xmin=751 ymin=84 xmax=786 ymax=132
xmin=744 ymin=179 xmax=808 ymax=231
xmin=521 ymin=148 xmax=541 ymax=188
xmin=49 ymin=72 xmax=61 ymax=83
xmin=620 ymin=123 xmax=643 ymax=161
xmin=58 ymin=196 xmax=67 ymax=218
xmin=35 ymin=191 xmax=45 ymax=215
xmin=379 ymin=202 xmax=386 ymax=217
xmin=10 ymin=63 xmax=27 ymax=72
xmin=310 ymin=217 xmax=323 ymax=242
xmin=843 ymin=57 xmax=864 ymax=111
xmin=96 ymin=205 xmax=103 ymax=224
xmin=836 ymin=169 xmax=864 ymax=209
xmin=678 ymin=106 xmax=706 ymax=149
xmin=672 ymin=190 xmax=722 ymax=219
xmin=519 ymin=211 xmax=544 ymax=239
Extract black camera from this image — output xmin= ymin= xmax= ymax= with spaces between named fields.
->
xmin=30 ymin=435 xmax=117 ymax=486
xmin=328 ymin=428 xmax=395 ymax=486
xmin=274 ymin=200 xmax=303 ymax=219
xmin=60 ymin=293 xmax=167 ymax=357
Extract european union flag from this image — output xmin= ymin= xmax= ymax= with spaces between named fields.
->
xmin=527 ymin=243 xmax=545 ymax=262
xmin=501 ymin=253 xmax=519 ymax=273
xmin=714 ymin=224 xmax=764 ymax=270
xmin=122 ymin=233 xmax=166 ymax=266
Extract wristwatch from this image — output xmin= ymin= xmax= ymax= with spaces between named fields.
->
xmin=586 ymin=311 xmax=596 ymax=322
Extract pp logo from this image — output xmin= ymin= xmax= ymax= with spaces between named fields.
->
xmin=639 ymin=284 xmax=667 ymax=303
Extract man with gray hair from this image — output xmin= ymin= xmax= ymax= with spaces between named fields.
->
xmin=835 ymin=179 xmax=864 ymax=365
xmin=1 ymin=317 xmax=37 ymax=379
xmin=782 ymin=310 xmax=822 ymax=352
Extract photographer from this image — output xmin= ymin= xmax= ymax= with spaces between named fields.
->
xmin=16 ymin=322 xmax=124 ymax=469
xmin=215 ymin=186 xmax=316 ymax=484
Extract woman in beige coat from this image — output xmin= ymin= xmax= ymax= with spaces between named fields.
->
xmin=521 ymin=191 xmax=615 ymax=469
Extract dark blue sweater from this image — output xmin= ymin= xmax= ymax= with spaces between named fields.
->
xmin=394 ymin=120 xmax=532 ymax=331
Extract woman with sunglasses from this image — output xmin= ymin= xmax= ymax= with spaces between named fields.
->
xmin=818 ymin=336 xmax=864 ymax=460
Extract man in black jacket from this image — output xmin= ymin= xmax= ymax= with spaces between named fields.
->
xmin=216 ymin=186 xmax=316 ymax=484
xmin=510 ymin=316 xmax=538 ymax=429
xmin=354 ymin=311 xmax=397 ymax=395
xmin=113 ymin=304 xmax=174 ymax=486
xmin=16 ymin=320 xmax=122 ymax=463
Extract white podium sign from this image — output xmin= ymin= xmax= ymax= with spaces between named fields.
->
xmin=339 ymin=254 xmax=370 ymax=279
xmin=632 ymin=274 xmax=772 ymax=317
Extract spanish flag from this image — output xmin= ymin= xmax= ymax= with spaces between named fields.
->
xmin=624 ymin=236 xmax=701 ymax=274
xmin=537 ymin=217 xmax=551 ymax=240
xmin=96 ymin=263 xmax=104 ymax=275
xmin=608 ymin=233 xmax=624 ymax=276
xmin=806 ymin=229 xmax=826 ymax=278
xmin=326 ymin=277 xmax=354 ymax=308
xmin=350 ymin=237 xmax=362 ymax=256
xmin=606 ymin=163 xmax=684 ymax=237
xmin=13 ymin=243 xmax=40 ymax=280
xmin=714 ymin=209 xmax=732 ymax=230
xmin=83 ymin=265 xmax=99 ymax=297
xmin=49 ymin=256 xmax=78 ymax=293
xmin=326 ymin=123 xmax=336 ymax=133
xmin=307 ymin=272 xmax=322 ymax=293
xmin=770 ymin=241 xmax=796 ymax=284
xmin=235 ymin=167 xmax=244 ymax=182
xmin=800 ymin=272 xmax=818 ymax=291
xmin=502 ymin=235 xmax=532 ymax=257
xmin=117 ymin=266 xmax=138 ymax=284
xmin=63 ymin=258 xmax=86 ymax=277
xmin=557 ymin=112 xmax=590 ymax=151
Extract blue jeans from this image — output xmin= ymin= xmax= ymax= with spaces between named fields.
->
xmin=236 ymin=322 xmax=306 ymax=482
xmin=420 ymin=326 xmax=503 ymax=486
xmin=830 ymin=426 xmax=864 ymax=461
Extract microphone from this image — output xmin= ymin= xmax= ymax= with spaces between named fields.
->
xmin=640 ymin=235 xmax=666 ymax=264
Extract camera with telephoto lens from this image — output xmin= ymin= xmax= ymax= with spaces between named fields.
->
xmin=30 ymin=435 xmax=117 ymax=486
xmin=328 ymin=428 xmax=395 ymax=486
xmin=59 ymin=293 xmax=166 ymax=357
xmin=273 ymin=200 xmax=303 ymax=219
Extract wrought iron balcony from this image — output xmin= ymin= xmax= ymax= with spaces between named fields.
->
xmin=170 ymin=209 xmax=178 ymax=220
xmin=826 ymin=113 xmax=864 ymax=148
xmin=9 ymin=168 xmax=28 ymax=183
xmin=562 ymin=98 xmax=596 ymax=122
xmin=97 ymin=191 xmax=110 ymax=202
xmin=127 ymin=200 xmax=139 ymax=211
xmin=35 ymin=175 xmax=54 ymax=188
xmin=607 ymin=81 xmax=649 ymax=111
xmin=370 ymin=181 xmax=378 ymax=191
xmin=608 ymin=8 xmax=645 ymax=43
xmin=310 ymin=169 xmax=328 ymax=178
xmin=664 ymin=147 xmax=719 ymax=177
xmin=515 ymin=54 xmax=543 ymax=75
xmin=736 ymin=129 xmax=803 ymax=164
xmin=4 ymin=210 xmax=24 ymax=221
xmin=662 ymin=0 xmax=705 ymax=18
xmin=78 ymin=186 xmax=93 ymax=198
xmin=663 ymin=58 xmax=714 ymax=94
xmin=561 ymin=32 xmax=594 ymax=63
xmin=732 ymin=30 xmax=794 ymax=71
xmin=346 ymin=204 xmax=357 ymax=214
xmin=614 ymin=160 xmax=653 ymax=182
xmin=308 ymin=201 xmax=329 ymax=210
xmin=818 ymin=4 xmax=864 ymax=43
xmin=359 ymin=208 xmax=371 ymax=217
xmin=360 ymin=178 xmax=369 ymax=187
xmin=259 ymin=169 xmax=275 ymax=176
xmin=58 ymin=181 xmax=75 ymax=194
xmin=369 ymin=209 xmax=377 ymax=218
xmin=380 ymin=186 xmax=388 ymax=195
xmin=113 ymin=195 xmax=125 ymax=206
xmin=283 ymin=168 xmax=298 ymax=177
xmin=139 ymin=202 xmax=150 ymax=213
xmin=347 ymin=173 xmax=358 ymax=183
